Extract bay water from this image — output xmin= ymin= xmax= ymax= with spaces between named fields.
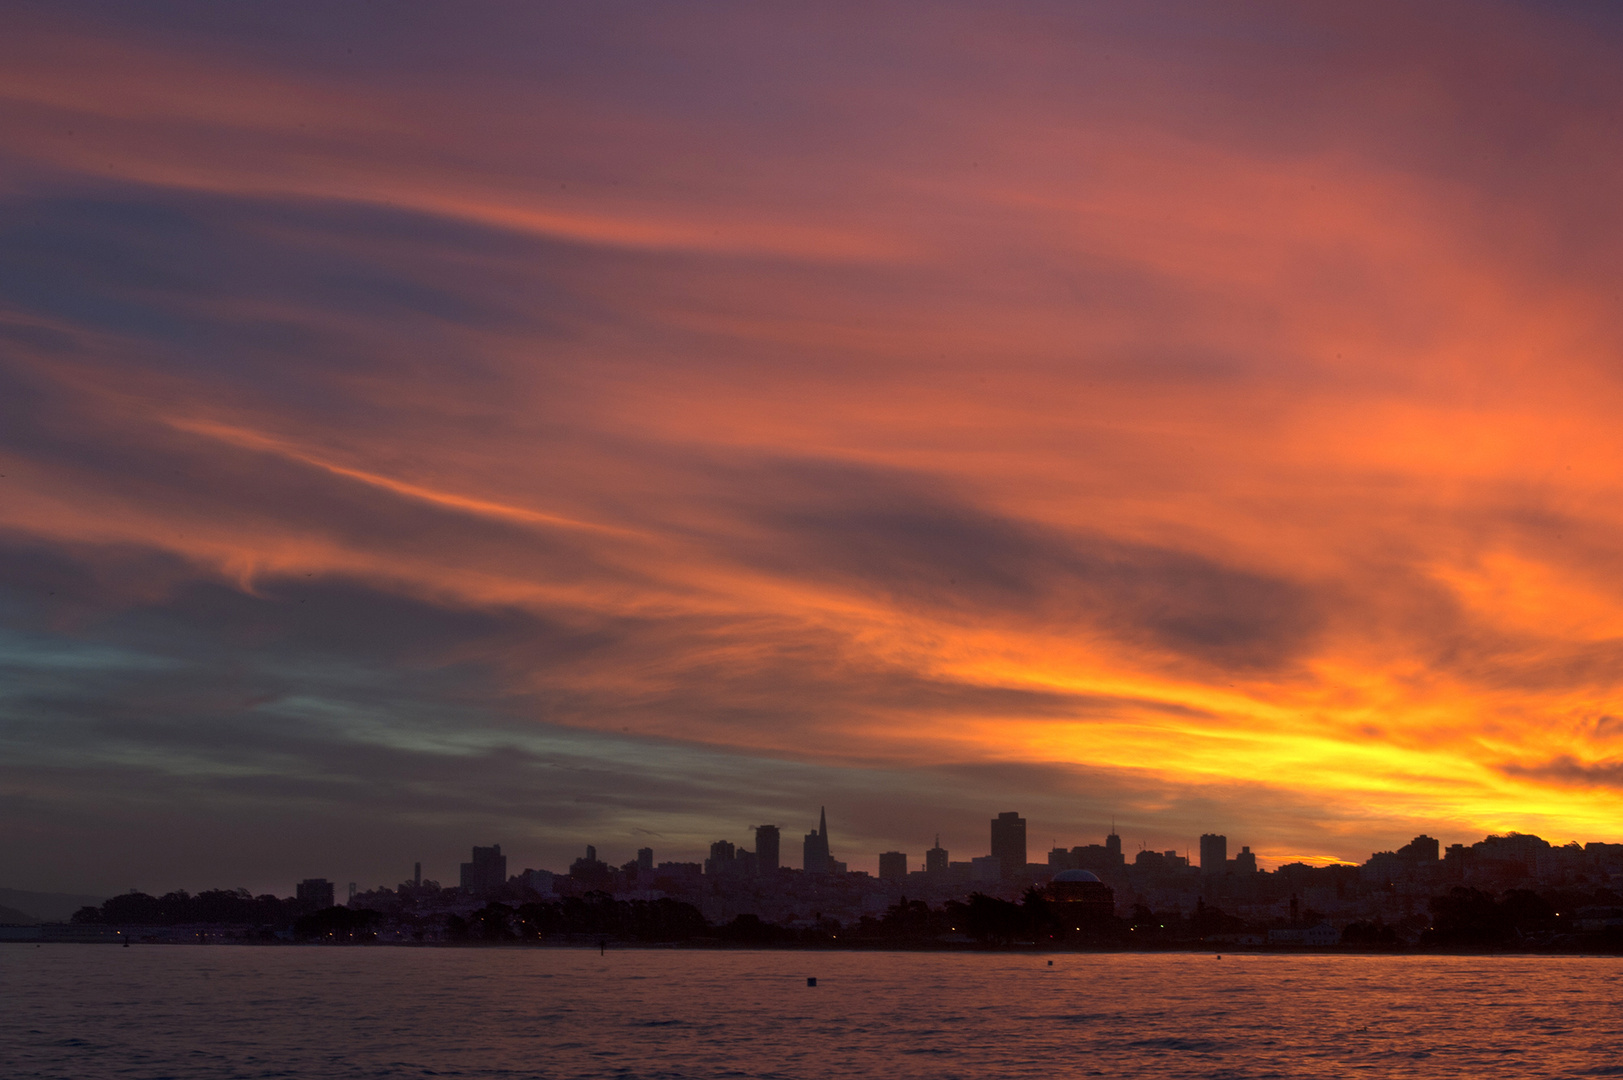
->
xmin=4 ymin=945 xmax=1620 ymax=1078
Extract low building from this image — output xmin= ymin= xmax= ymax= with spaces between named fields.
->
xmin=1044 ymin=869 xmax=1116 ymax=924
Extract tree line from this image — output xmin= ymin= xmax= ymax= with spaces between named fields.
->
xmin=68 ymin=884 xmax=1623 ymax=950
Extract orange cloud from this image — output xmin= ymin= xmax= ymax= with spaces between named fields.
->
xmin=4 ymin=0 xmax=1623 ymax=876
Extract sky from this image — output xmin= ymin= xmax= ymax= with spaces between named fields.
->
xmin=6 ymin=1 xmax=1623 ymax=896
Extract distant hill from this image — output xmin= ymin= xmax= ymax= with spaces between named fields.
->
xmin=0 ymin=888 xmax=106 ymax=923
xmin=0 ymin=904 xmax=40 ymax=925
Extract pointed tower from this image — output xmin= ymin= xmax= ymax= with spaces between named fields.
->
xmin=803 ymin=806 xmax=832 ymax=874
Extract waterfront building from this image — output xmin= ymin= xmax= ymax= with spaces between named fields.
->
xmin=1045 ymin=868 xmax=1116 ymax=923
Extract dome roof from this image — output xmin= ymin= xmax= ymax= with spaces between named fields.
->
xmin=1052 ymin=869 xmax=1102 ymax=883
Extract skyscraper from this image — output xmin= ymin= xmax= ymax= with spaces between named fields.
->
xmin=755 ymin=825 xmax=781 ymax=873
xmin=991 ymin=811 xmax=1027 ymax=879
xmin=637 ymin=847 xmax=654 ymax=873
xmin=878 ymin=851 xmax=908 ymax=882
xmin=1105 ymin=829 xmax=1123 ymax=866
xmin=460 ymin=844 xmax=507 ymax=895
xmin=1200 ymin=833 xmax=1228 ymax=872
xmin=803 ymin=806 xmax=831 ymax=874
xmin=926 ymin=835 xmax=948 ymax=873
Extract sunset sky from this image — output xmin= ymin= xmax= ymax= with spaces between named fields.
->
xmin=7 ymin=1 xmax=1623 ymax=895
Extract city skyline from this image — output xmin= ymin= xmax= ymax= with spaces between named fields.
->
xmin=170 ymin=806 xmax=1604 ymax=902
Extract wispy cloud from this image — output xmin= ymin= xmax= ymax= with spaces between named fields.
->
xmin=4 ymin=0 xmax=1623 ymax=892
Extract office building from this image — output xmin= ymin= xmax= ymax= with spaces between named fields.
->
xmin=637 ymin=847 xmax=654 ymax=873
xmin=1200 ymin=833 xmax=1227 ymax=872
xmin=755 ymin=825 xmax=781 ymax=873
xmin=991 ymin=811 xmax=1027 ymax=879
xmin=461 ymin=844 xmax=507 ymax=894
xmin=878 ymin=851 xmax=907 ymax=882
xmin=925 ymin=836 xmax=949 ymax=873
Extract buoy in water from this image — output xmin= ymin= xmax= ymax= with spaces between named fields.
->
xmin=807 ymin=977 xmax=817 ymax=987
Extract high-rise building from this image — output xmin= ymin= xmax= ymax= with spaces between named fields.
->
xmin=1105 ymin=830 xmax=1123 ymax=866
xmin=296 ymin=878 xmax=334 ymax=910
xmin=803 ymin=806 xmax=832 ymax=874
xmin=1234 ymin=846 xmax=1258 ymax=873
xmin=1200 ymin=834 xmax=1228 ymax=872
xmin=460 ymin=844 xmax=507 ymax=894
xmin=413 ymin=862 xmax=421 ymax=887
xmin=755 ymin=825 xmax=781 ymax=873
xmin=878 ymin=851 xmax=908 ymax=882
xmin=705 ymin=840 xmax=737 ymax=877
xmin=637 ymin=847 xmax=654 ymax=873
xmin=991 ymin=811 xmax=1027 ymax=879
xmin=925 ymin=836 xmax=949 ymax=873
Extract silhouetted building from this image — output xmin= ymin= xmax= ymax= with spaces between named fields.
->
xmin=296 ymin=878 xmax=334 ymax=910
xmin=804 ymin=807 xmax=832 ymax=874
xmin=461 ymin=845 xmax=507 ymax=894
xmin=707 ymin=839 xmax=736 ymax=873
xmin=413 ymin=862 xmax=421 ymax=886
xmin=1234 ymin=846 xmax=1258 ymax=873
xmin=1072 ymin=831 xmax=1126 ymax=872
xmin=1135 ymin=848 xmax=1189 ymax=871
xmin=755 ymin=826 xmax=781 ymax=873
xmin=925 ymin=836 xmax=948 ymax=873
xmin=991 ymin=812 xmax=1027 ymax=879
xmin=879 ymin=851 xmax=907 ymax=882
xmin=971 ymin=854 xmax=1002 ymax=883
xmin=569 ymin=845 xmax=612 ymax=891
xmin=653 ymin=861 xmax=703 ymax=890
xmin=1200 ymin=834 xmax=1227 ymax=872
xmin=1399 ymin=834 xmax=1440 ymax=863
xmin=1045 ymin=869 xmax=1116 ymax=923
xmin=637 ymin=847 xmax=654 ymax=873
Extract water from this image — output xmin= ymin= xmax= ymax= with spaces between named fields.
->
xmin=3 ymin=946 xmax=1621 ymax=1078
